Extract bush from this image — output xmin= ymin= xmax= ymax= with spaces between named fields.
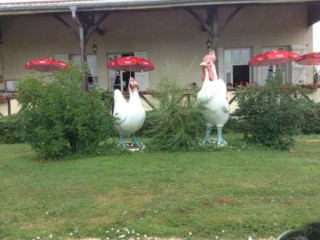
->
xmin=0 ymin=114 xmax=25 ymax=144
xmin=235 ymin=72 xmax=302 ymax=150
xmin=139 ymin=109 xmax=157 ymax=137
xmin=296 ymin=99 xmax=320 ymax=134
xmin=17 ymin=65 xmax=114 ymax=159
xmin=148 ymin=76 xmax=206 ymax=151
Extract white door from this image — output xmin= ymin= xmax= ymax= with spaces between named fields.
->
xmin=71 ymin=55 xmax=98 ymax=88
xmin=107 ymin=54 xmax=122 ymax=91
xmin=134 ymin=51 xmax=150 ymax=91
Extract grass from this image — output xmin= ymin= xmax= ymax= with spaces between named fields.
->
xmin=1 ymin=134 xmax=320 ymax=240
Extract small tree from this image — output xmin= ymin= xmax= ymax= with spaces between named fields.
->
xmin=314 ymin=67 xmax=319 ymax=84
xmin=17 ymin=65 xmax=114 ymax=159
xmin=235 ymin=72 xmax=302 ymax=150
xmin=148 ymin=76 xmax=205 ymax=151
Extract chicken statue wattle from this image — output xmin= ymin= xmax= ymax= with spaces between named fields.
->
xmin=197 ymin=51 xmax=230 ymax=145
xmin=113 ymin=77 xmax=146 ymax=147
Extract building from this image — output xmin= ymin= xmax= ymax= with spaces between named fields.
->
xmin=0 ymin=0 xmax=319 ymax=115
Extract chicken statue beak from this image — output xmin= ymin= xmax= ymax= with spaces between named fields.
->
xmin=200 ymin=62 xmax=207 ymax=68
xmin=134 ymin=82 xmax=139 ymax=90
xmin=201 ymin=62 xmax=207 ymax=81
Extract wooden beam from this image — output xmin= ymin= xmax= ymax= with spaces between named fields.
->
xmin=186 ymin=8 xmax=213 ymax=38
xmin=84 ymin=15 xmax=104 ymax=36
xmin=218 ymin=6 xmax=243 ymax=36
xmin=85 ymin=12 xmax=111 ymax=42
xmin=207 ymin=7 xmax=218 ymax=48
xmin=139 ymin=93 xmax=155 ymax=109
xmin=53 ymin=14 xmax=79 ymax=39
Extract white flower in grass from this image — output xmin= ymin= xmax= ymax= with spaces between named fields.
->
xmin=222 ymin=230 xmax=225 ymax=233
xmin=189 ymin=232 xmax=192 ymax=235
xmin=106 ymin=238 xmax=109 ymax=240
xmin=106 ymin=230 xmax=109 ymax=233
xmin=248 ymin=237 xmax=253 ymax=240
xmin=37 ymin=237 xmax=40 ymax=240
xmin=117 ymin=229 xmax=120 ymax=233
xmin=49 ymin=234 xmax=53 ymax=238
xmin=215 ymin=236 xmax=219 ymax=239
xmin=70 ymin=232 xmax=73 ymax=236
xmin=119 ymin=234 xmax=125 ymax=238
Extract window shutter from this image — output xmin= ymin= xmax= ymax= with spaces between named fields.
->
xmin=134 ymin=51 xmax=150 ymax=91
xmin=291 ymin=45 xmax=306 ymax=84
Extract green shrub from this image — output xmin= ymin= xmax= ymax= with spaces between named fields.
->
xmin=235 ymin=72 xmax=302 ymax=150
xmin=17 ymin=65 xmax=114 ymax=159
xmin=148 ymin=76 xmax=206 ymax=151
xmin=139 ymin=109 xmax=157 ymax=137
xmin=0 ymin=114 xmax=25 ymax=144
xmin=296 ymin=99 xmax=320 ymax=134
xmin=314 ymin=67 xmax=319 ymax=84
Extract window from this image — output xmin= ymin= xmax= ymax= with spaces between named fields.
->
xmin=107 ymin=52 xmax=150 ymax=92
xmin=71 ymin=55 xmax=98 ymax=89
xmin=259 ymin=47 xmax=289 ymax=84
xmin=5 ymin=79 xmax=17 ymax=92
xmin=224 ymin=48 xmax=251 ymax=87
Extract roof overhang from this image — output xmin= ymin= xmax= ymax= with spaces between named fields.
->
xmin=0 ymin=0 xmax=320 ymax=16
xmin=307 ymin=2 xmax=320 ymax=27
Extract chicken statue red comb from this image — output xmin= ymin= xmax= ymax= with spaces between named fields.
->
xmin=203 ymin=51 xmax=216 ymax=63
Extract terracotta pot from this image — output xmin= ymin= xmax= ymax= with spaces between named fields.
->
xmin=0 ymin=96 xmax=7 ymax=102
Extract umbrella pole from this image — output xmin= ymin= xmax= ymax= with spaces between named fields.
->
xmin=120 ymin=72 xmax=123 ymax=92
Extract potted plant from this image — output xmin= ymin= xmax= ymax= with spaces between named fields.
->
xmin=0 ymin=94 xmax=7 ymax=103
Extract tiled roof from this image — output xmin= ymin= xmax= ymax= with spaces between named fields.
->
xmin=0 ymin=0 xmax=319 ymax=16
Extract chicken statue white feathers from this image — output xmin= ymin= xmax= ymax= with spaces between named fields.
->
xmin=113 ymin=77 xmax=146 ymax=147
xmin=197 ymin=51 xmax=230 ymax=145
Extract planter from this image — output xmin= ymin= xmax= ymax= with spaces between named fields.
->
xmin=301 ymin=87 xmax=318 ymax=93
xmin=0 ymin=96 xmax=7 ymax=103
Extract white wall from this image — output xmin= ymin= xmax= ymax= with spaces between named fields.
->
xmin=0 ymin=4 xmax=314 ymax=92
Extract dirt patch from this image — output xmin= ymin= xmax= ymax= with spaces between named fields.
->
xmin=296 ymin=139 xmax=320 ymax=142
xmin=21 ymin=222 xmax=34 ymax=228
xmin=215 ymin=196 xmax=233 ymax=205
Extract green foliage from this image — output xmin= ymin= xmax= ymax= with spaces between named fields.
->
xmin=296 ymin=99 xmax=320 ymax=134
xmin=313 ymin=67 xmax=319 ymax=84
xmin=139 ymin=109 xmax=157 ymax=137
xmin=0 ymin=114 xmax=25 ymax=144
xmin=235 ymin=72 xmax=302 ymax=150
xmin=148 ymin=76 xmax=205 ymax=151
xmin=17 ymin=65 xmax=114 ymax=159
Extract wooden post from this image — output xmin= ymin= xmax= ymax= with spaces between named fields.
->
xmin=7 ymin=97 xmax=11 ymax=115
xmin=207 ymin=6 xmax=219 ymax=75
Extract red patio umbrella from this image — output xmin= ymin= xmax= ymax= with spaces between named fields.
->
xmin=106 ymin=56 xmax=155 ymax=72
xmin=296 ymin=52 xmax=320 ymax=65
xmin=249 ymin=50 xmax=301 ymax=67
xmin=24 ymin=58 xmax=69 ymax=72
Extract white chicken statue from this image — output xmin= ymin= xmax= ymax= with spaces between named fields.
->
xmin=113 ymin=77 xmax=146 ymax=147
xmin=197 ymin=50 xmax=230 ymax=145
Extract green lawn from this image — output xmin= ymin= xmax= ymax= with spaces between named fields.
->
xmin=1 ymin=134 xmax=320 ymax=240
